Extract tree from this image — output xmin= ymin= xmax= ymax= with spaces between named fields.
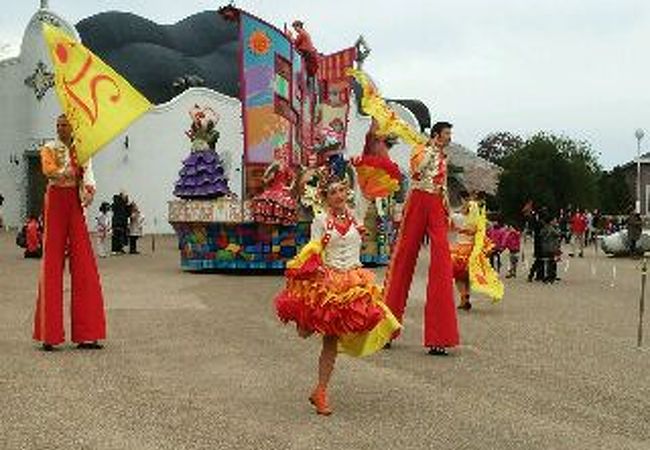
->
xmin=477 ymin=132 xmax=523 ymax=166
xmin=598 ymin=166 xmax=633 ymax=215
xmin=496 ymin=132 xmax=601 ymax=224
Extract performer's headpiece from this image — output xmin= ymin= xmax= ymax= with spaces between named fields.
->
xmin=317 ymin=165 xmax=351 ymax=199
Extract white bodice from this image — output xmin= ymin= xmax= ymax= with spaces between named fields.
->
xmin=312 ymin=213 xmax=362 ymax=271
xmin=450 ymin=211 xmax=474 ymax=245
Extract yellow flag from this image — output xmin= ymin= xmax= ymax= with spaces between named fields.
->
xmin=346 ymin=68 xmax=428 ymax=147
xmin=42 ymin=23 xmax=151 ymax=164
xmin=467 ymin=201 xmax=505 ymax=302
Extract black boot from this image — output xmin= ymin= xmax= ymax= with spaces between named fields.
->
xmin=77 ymin=341 xmax=104 ymax=350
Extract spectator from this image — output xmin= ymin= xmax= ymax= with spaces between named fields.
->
xmin=128 ymin=202 xmax=144 ymax=255
xmin=626 ymin=211 xmax=643 ymax=256
xmin=23 ymin=215 xmax=43 ymax=258
xmin=487 ymin=218 xmax=506 ymax=274
xmin=0 ymin=192 xmax=4 ymax=230
xmin=504 ymin=225 xmax=521 ymax=279
xmin=111 ymin=191 xmax=130 ymax=254
xmin=570 ymin=209 xmax=587 ymax=258
xmin=527 ymin=208 xmax=547 ymax=282
xmin=96 ymin=202 xmax=111 ymax=258
xmin=541 ymin=217 xmax=561 ymax=283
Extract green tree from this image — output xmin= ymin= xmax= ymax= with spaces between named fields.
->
xmin=497 ymin=132 xmax=601 ymax=224
xmin=477 ymin=132 xmax=524 ymax=166
xmin=598 ymin=166 xmax=633 ymax=214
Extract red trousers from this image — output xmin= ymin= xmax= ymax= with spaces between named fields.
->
xmin=384 ymin=190 xmax=459 ymax=347
xmin=33 ymin=186 xmax=106 ymax=345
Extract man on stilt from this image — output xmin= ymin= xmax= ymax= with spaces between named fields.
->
xmin=33 ymin=114 xmax=106 ymax=352
xmin=383 ymin=122 xmax=459 ymax=355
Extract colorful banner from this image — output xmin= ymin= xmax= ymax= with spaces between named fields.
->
xmin=241 ymin=14 xmax=293 ymax=166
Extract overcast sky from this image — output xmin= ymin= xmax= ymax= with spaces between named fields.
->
xmin=2 ymin=0 xmax=649 ymax=168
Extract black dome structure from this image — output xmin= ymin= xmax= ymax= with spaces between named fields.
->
xmin=76 ymin=11 xmax=239 ymax=104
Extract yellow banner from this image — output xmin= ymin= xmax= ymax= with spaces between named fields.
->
xmin=346 ymin=68 xmax=428 ymax=147
xmin=42 ymin=23 xmax=151 ymax=164
xmin=468 ymin=201 xmax=505 ymax=302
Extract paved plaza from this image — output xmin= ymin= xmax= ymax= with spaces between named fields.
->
xmin=1 ymin=232 xmax=650 ymax=450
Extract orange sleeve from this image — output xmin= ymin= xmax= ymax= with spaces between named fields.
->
xmin=409 ymin=144 xmax=426 ymax=174
xmin=40 ymin=147 xmax=60 ymax=178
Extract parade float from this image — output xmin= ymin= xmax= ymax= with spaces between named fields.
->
xmin=168 ymin=6 xmax=362 ymax=270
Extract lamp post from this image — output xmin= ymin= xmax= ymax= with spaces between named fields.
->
xmin=635 ymin=129 xmax=645 ymax=214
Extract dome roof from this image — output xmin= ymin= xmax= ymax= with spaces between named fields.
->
xmin=76 ymin=11 xmax=239 ymax=104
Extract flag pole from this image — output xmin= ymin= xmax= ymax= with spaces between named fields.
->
xmin=638 ymin=256 xmax=647 ymax=347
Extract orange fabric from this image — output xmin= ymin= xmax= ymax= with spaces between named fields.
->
xmin=40 ymin=147 xmax=61 ymax=178
xmin=409 ymin=144 xmax=426 ymax=175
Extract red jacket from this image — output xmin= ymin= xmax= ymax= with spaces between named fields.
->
xmin=571 ymin=213 xmax=587 ymax=233
xmin=26 ymin=219 xmax=41 ymax=253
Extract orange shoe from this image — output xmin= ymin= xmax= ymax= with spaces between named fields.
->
xmin=309 ymin=386 xmax=332 ymax=416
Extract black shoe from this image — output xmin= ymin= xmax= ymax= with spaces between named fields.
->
xmin=77 ymin=341 xmax=103 ymax=350
xmin=428 ymin=347 xmax=449 ymax=356
xmin=457 ymin=302 xmax=472 ymax=311
xmin=383 ymin=341 xmax=392 ymax=350
xmin=41 ymin=343 xmax=56 ymax=352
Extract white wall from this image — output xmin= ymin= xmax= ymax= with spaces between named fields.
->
xmin=88 ymin=88 xmax=243 ymax=234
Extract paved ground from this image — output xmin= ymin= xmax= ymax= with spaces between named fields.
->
xmin=1 ymin=231 xmax=650 ymax=450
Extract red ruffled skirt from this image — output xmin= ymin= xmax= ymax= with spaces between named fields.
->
xmin=451 ymin=242 xmax=473 ymax=281
xmin=353 ymin=155 xmax=401 ymax=199
xmin=275 ymin=266 xmax=385 ymax=336
xmin=252 ymin=187 xmax=297 ymax=225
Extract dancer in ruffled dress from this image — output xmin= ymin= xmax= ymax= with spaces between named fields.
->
xmin=274 ymin=172 xmax=400 ymax=416
xmin=252 ymin=145 xmax=298 ymax=225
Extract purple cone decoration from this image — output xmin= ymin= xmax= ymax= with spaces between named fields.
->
xmin=174 ymin=106 xmax=230 ymax=200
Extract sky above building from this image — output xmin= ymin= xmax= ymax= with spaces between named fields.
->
xmin=1 ymin=0 xmax=649 ymax=168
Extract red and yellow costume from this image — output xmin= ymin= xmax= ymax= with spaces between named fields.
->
xmin=275 ymin=211 xmax=400 ymax=356
xmin=33 ymin=140 xmax=106 ymax=346
xmin=383 ymin=142 xmax=460 ymax=348
xmin=352 ymin=124 xmax=401 ymax=199
xmin=450 ymin=201 xmax=504 ymax=302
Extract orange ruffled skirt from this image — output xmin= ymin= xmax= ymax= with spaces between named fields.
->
xmin=275 ymin=267 xmax=385 ymax=336
xmin=353 ymin=155 xmax=401 ymax=199
xmin=451 ymin=242 xmax=473 ymax=281
xmin=275 ymin=265 xmax=400 ymax=356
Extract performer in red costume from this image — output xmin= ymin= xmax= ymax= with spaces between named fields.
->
xmin=33 ymin=114 xmax=106 ymax=352
xmin=383 ymin=121 xmax=459 ymax=355
xmin=289 ymin=20 xmax=319 ymax=85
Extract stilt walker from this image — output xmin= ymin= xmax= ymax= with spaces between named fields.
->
xmin=383 ymin=122 xmax=459 ymax=355
xmin=33 ymin=114 xmax=106 ymax=351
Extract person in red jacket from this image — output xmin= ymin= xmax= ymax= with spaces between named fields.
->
xmin=289 ymin=20 xmax=319 ymax=86
xmin=24 ymin=216 xmax=43 ymax=258
xmin=570 ymin=209 xmax=587 ymax=257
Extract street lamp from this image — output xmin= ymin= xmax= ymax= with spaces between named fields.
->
xmin=635 ymin=128 xmax=645 ymax=214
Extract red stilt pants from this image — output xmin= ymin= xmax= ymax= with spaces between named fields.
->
xmin=33 ymin=186 xmax=106 ymax=345
xmin=383 ymin=190 xmax=459 ymax=347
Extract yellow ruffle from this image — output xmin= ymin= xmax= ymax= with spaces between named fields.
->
xmin=286 ymin=239 xmax=323 ymax=270
xmin=338 ymin=303 xmax=401 ymax=357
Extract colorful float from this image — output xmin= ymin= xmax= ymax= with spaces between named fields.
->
xmin=167 ymin=6 xmax=407 ymax=270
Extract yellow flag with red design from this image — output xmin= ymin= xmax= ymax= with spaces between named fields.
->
xmin=42 ymin=23 xmax=151 ymax=164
